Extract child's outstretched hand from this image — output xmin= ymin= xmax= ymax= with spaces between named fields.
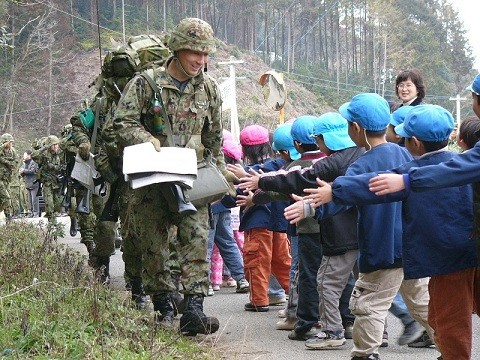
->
xmin=238 ymin=168 xmax=262 ymax=192
xmin=236 ymin=190 xmax=254 ymax=211
xmin=284 ymin=194 xmax=308 ymax=224
xmin=369 ymin=174 xmax=405 ymax=195
xmin=302 ymin=178 xmax=333 ymax=208
xmin=227 ymin=163 xmax=248 ymax=179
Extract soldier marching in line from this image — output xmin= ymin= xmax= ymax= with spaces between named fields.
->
xmin=110 ymin=18 xmax=238 ymax=335
xmin=31 ymin=135 xmax=65 ymax=225
xmin=0 ymin=133 xmax=18 ymax=222
xmin=68 ymin=98 xmax=117 ymax=285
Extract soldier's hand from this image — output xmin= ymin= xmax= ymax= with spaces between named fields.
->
xmin=78 ymin=142 xmax=91 ymax=161
xmin=224 ymin=170 xmax=240 ymax=184
xmin=149 ymin=137 xmax=161 ymax=152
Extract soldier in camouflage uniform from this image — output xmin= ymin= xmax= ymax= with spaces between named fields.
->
xmin=112 ymin=18 xmax=237 ymax=335
xmin=0 ymin=133 xmax=18 ymax=221
xmin=70 ymin=97 xmax=117 ymax=284
xmin=59 ymin=123 xmax=79 ymax=237
xmin=31 ymin=135 xmax=65 ymax=224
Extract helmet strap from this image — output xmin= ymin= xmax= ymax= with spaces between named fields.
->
xmin=172 ymin=56 xmax=197 ymax=79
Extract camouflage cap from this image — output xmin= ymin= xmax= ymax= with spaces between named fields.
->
xmin=46 ymin=135 xmax=60 ymax=146
xmin=1 ymin=133 xmax=14 ymax=144
xmin=168 ymin=18 xmax=216 ymax=54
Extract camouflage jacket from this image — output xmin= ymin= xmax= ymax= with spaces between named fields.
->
xmin=31 ymin=147 xmax=65 ymax=188
xmin=0 ymin=146 xmax=18 ymax=182
xmin=112 ymin=58 xmax=225 ymax=173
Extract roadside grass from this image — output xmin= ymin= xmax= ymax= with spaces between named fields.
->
xmin=0 ymin=221 xmax=216 ymax=359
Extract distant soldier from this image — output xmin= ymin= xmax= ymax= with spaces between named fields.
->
xmin=19 ymin=150 xmax=40 ymax=217
xmin=0 ymin=133 xmax=18 ymax=221
xmin=32 ymin=135 xmax=65 ymax=224
xmin=112 ymin=17 xmax=237 ymax=335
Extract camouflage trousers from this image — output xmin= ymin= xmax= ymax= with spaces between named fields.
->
xmin=76 ymin=186 xmax=115 ymax=258
xmin=119 ymin=182 xmax=210 ymax=296
xmin=42 ymin=183 xmax=62 ymax=220
xmin=0 ymin=180 xmax=12 ymax=216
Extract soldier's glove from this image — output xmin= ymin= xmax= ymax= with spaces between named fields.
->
xmin=149 ymin=137 xmax=161 ymax=152
xmin=78 ymin=142 xmax=91 ymax=161
xmin=224 ymin=170 xmax=240 ymax=184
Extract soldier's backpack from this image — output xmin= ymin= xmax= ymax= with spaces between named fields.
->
xmin=94 ymin=34 xmax=171 ymax=107
xmin=88 ymin=34 xmax=172 ymax=179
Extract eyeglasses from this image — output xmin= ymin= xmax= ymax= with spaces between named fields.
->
xmin=397 ymin=82 xmax=416 ymax=89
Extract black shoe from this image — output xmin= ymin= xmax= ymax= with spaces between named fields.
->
xmin=380 ymin=330 xmax=388 ymax=347
xmin=244 ymin=302 xmax=269 ymax=312
xmin=408 ymin=331 xmax=434 ymax=348
xmin=180 ymin=295 xmax=219 ymax=336
xmin=352 ymin=355 xmax=380 ymax=360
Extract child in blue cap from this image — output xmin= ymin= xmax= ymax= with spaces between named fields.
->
xmin=284 ymin=93 xmax=434 ymax=360
xmin=239 ymin=112 xmax=362 ymax=348
xmin=370 ymin=99 xmax=480 ymax=360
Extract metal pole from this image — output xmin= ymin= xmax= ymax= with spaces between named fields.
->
xmin=122 ymin=0 xmax=125 ymax=43
xmin=449 ymin=94 xmax=467 ymax=129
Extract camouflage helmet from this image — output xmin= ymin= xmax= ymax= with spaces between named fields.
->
xmin=45 ymin=135 xmax=60 ymax=146
xmin=168 ymin=18 xmax=216 ymax=54
xmin=1 ymin=133 xmax=14 ymax=144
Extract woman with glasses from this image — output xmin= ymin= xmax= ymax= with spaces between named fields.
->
xmin=395 ymin=68 xmax=426 ymax=107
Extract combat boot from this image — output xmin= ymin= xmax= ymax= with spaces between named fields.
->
xmin=130 ymin=278 xmax=147 ymax=310
xmin=83 ymin=240 xmax=96 ymax=255
xmin=179 ymin=294 xmax=219 ymax=336
xmin=95 ymin=256 xmax=110 ymax=285
xmin=152 ymin=293 xmax=175 ymax=329
xmin=170 ymin=291 xmax=184 ymax=316
xmin=69 ymin=217 xmax=78 ymax=237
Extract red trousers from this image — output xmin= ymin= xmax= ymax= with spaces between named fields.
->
xmin=243 ymin=228 xmax=291 ymax=306
xmin=428 ymin=266 xmax=480 ymax=360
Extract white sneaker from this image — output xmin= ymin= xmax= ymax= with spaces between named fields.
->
xmin=207 ymin=285 xmax=214 ymax=296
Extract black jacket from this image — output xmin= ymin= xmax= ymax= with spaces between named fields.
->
xmin=258 ymin=146 xmax=365 ymax=256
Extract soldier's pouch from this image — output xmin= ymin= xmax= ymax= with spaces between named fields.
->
xmin=185 ymin=150 xmax=229 ymax=208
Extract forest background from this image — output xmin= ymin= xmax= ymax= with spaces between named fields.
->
xmin=0 ymin=0 xmax=476 ymax=150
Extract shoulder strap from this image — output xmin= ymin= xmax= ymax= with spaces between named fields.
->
xmin=140 ymin=69 xmax=174 ymax=147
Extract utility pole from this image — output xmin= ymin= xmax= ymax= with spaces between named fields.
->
xmin=449 ymin=94 xmax=467 ymax=129
xmin=121 ymin=0 xmax=125 ymax=43
xmin=218 ymin=56 xmax=245 ymax=142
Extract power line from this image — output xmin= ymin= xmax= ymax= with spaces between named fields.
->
xmin=34 ymin=0 xmax=122 ymax=36
xmin=254 ymin=0 xmax=297 ymax=53
xmin=6 ymin=98 xmax=87 ymax=116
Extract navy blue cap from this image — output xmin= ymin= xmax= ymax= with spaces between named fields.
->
xmin=395 ymin=104 xmax=454 ymax=142
xmin=290 ymin=115 xmax=318 ymax=145
xmin=390 ymin=105 xmax=414 ymax=127
xmin=312 ymin=112 xmax=355 ymax=151
xmin=339 ymin=93 xmax=390 ymax=131
xmin=466 ymin=74 xmax=480 ymax=95
xmin=272 ymin=123 xmax=301 ymax=160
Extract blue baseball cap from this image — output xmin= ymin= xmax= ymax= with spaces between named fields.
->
xmin=394 ymin=104 xmax=454 ymax=142
xmin=291 ymin=115 xmax=318 ymax=145
xmin=466 ymin=74 xmax=480 ymax=95
xmin=312 ymin=112 xmax=355 ymax=151
xmin=390 ymin=105 xmax=414 ymax=127
xmin=339 ymin=93 xmax=390 ymax=131
xmin=272 ymin=123 xmax=301 ymax=160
